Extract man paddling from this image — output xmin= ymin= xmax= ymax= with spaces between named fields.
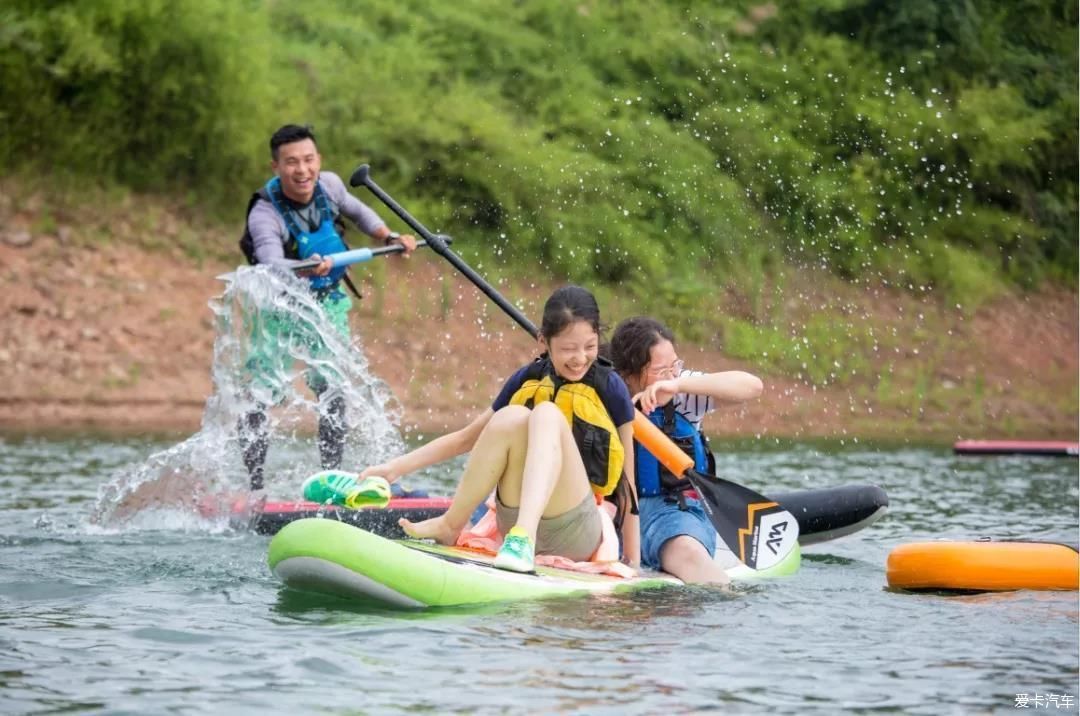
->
xmin=238 ymin=124 xmax=416 ymax=490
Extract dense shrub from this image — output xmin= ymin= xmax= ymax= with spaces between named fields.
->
xmin=1 ymin=0 xmax=1074 ymax=300
xmin=0 ymin=0 xmax=277 ymax=196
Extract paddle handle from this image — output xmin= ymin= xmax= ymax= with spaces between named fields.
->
xmin=291 ymin=236 xmax=451 ymax=271
xmin=350 ymin=164 xmax=540 ymax=337
xmin=632 ymin=412 xmax=694 ymax=477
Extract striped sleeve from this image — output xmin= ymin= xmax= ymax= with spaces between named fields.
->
xmin=673 ymin=369 xmax=714 ymax=429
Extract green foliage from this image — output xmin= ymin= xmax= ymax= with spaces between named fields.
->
xmin=0 ymin=0 xmax=1074 ymax=297
xmin=721 ymin=311 xmax=876 ymax=387
xmin=0 ymin=0 xmax=277 ymax=197
xmin=754 ymin=0 xmax=1077 ymax=284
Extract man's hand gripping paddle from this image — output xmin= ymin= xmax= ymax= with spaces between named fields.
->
xmin=290 ymin=236 xmax=452 ymax=272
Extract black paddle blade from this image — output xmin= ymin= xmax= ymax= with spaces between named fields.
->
xmin=686 ymin=469 xmax=800 ymax=570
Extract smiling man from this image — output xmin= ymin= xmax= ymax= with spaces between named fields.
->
xmin=238 ymin=124 xmax=417 ymax=491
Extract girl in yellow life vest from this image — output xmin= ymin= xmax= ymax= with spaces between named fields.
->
xmin=359 ymin=286 xmax=638 ymax=573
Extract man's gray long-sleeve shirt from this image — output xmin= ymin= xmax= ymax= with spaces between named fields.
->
xmin=246 ymin=171 xmax=387 ymax=268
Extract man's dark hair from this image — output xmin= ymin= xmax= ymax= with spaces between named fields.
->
xmin=270 ymin=124 xmax=317 ymax=160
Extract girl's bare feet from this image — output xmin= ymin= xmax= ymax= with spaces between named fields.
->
xmin=398 ymin=515 xmax=464 ymax=546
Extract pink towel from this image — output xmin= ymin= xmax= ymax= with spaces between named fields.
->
xmin=456 ymin=495 xmax=635 ymax=579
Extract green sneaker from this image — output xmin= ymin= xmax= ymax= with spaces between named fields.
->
xmin=301 ymin=471 xmax=391 ymax=510
xmin=493 ymin=526 xmax=535 ymax=573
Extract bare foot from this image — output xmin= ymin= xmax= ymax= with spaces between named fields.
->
xmin=398 ymin=515 xmax=463 ymax=546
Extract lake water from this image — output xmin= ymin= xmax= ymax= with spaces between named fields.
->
xmin=1 ymin=435 xmax=1076 ymax=714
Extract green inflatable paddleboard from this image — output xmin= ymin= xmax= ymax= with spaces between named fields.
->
xmin=268 ymin=518 xmax=800 ymax=608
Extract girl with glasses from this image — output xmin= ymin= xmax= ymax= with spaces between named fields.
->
xmin=610 ymin=316 xmax=762 ymax=584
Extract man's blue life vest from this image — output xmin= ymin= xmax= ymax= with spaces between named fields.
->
xmin=634 ymin=401 xmax=714 ymax=498
xmin=261 ymin=177 xmax=349 ymax=291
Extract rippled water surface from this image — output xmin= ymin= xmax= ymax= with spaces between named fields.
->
xmin=1 ymin=436 xmax=1076 ymax=714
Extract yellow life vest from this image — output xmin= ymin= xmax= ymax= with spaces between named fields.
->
xmin=508 ymin=357 xmax=625 ymax=497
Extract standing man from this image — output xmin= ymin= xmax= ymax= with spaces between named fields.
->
xmin=239 ymin=124 xmax=416 ymax=490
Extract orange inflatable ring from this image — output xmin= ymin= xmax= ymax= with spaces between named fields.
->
xmin=886 ymin=541 xmax=1079 ymax=592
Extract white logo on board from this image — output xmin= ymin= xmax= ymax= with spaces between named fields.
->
xmin=752 ymin=512 xmax=797 ymax=570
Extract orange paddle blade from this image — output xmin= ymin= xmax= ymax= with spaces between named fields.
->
xmin=632 ymin=411 xmax=694 ymax=477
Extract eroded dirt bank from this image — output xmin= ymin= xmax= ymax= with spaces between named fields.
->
xmin=1 ymin=237 xmax=1077 ymax=443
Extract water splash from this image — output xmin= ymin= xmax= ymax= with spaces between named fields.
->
xmin=90 ymin=266 xmax=405 ymax=529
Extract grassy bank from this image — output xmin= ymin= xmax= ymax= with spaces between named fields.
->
xmin=6 ymin=168 xmax=1079 ymax=421
xmin=2 ymin=177 xmax=1076 ymax=442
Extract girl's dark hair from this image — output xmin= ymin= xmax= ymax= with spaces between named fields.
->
xmin=610 ymin=316 xmax=674 ymax=379
xmin=270 ymin=124 xmax=317 ymax=160
xmin=540 ymin=285 xmax=601 ymax=340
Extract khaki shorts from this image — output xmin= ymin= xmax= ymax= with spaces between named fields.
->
xmin=495 ymin=491 xmax=602 ymax=561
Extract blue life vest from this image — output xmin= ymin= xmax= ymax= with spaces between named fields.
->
xmin=263 ymin=177 xmax=349 ymax=291
xmin=634 ymin=401 xmax=713 ymax=498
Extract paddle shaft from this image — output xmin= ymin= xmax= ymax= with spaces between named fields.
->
xmin=350 ymin=165 xmax=538 ymax=336
xmin=291 ymin=236 xmax=451 ymax=272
